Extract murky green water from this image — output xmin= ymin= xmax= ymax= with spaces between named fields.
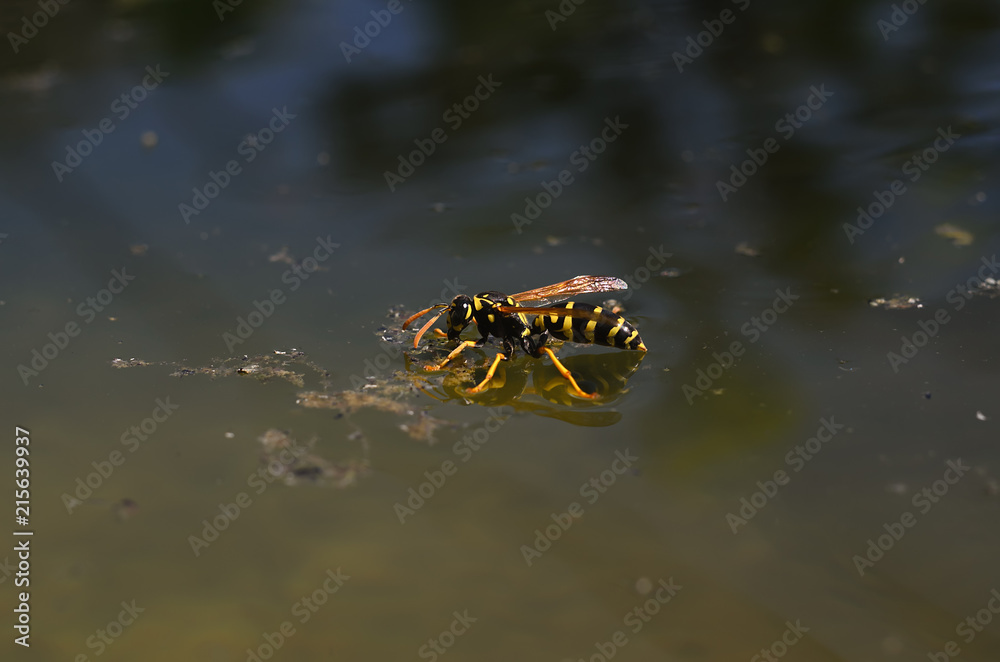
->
xmin=2 ymin=1 xmax=999 ymax=660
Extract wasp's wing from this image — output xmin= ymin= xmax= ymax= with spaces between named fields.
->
xmin=496 ymin=305 xmax=611 ymax=323
xmin=509 ymin=275 xmax=628 ymax=306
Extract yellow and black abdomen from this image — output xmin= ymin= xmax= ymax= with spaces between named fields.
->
xmin=532 ymin=302 xmax=646 ymax=351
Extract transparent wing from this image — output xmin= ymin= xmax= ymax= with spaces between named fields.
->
xmin=509 ymin=275 xmax=627 ymax=306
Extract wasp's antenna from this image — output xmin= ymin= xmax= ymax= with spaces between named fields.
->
xmin=402 ymin=304 xmax=446 ymax=331
xmin=412 ymin=308 xmax=447 ymax=348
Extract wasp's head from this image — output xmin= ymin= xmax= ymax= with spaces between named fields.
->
xmin=445 ymin=295 xmax=474 ymax=340
xmin=403 ymin=294 xmax=475 ymax=348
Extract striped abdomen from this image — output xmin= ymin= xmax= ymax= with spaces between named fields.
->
xmin=532 ymin=302 xmax=646 ymax=351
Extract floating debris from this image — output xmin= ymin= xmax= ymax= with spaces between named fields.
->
xmin=268 ymin=246 xmax=295 ymax=264
xmin=297 ymin=388 xmax=448 ymax=442
xmin=257 ymin=429 xmax=367 ymax=488
xmin=266 ymin=245 xmax=329 ymax=272
xmin=110 ymin=357 xmax=153 ymax=368
xmin=971 ymin=277 xmax=1000 ymax=299
xmin=129 ymin=244 xmax=149 ymax=256
xmin=976 ymin=411 xmax=988 ymax=421
xmin=934 ymin=223 xmax=973 ymax=247
xmin=735 ymin=242 xmax=760 ymax=257
xmin=112 ymin=350 xmax=452 ymax=443
xmin=385 ymin=304 xmax=409 ymax=320
xmin=298 ymin=389 xmax=412 ymax=416
xmin=112 ymin=351 xmax=329 ymax=388
xmin=399 ymin=411 xmax=451 ymax=443
xmin=868 ymin=296 xmax=923 ymax=310
xmin=236 ymin=362 xmax=305 ymax=387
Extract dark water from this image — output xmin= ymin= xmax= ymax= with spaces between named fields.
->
xmin=2 ymin=1 xmax=999 ymax=660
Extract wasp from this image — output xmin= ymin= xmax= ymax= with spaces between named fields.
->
xmin=402 ymin=275 xmax=646 ymax=399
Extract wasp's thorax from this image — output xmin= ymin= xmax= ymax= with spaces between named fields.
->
xmin=446 ymin=295 xmax=474 ymax=340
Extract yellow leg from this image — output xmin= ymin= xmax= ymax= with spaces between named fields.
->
xmin=541 ymin=347 xmax=599 ymax=399
xmin=465 ymin=353 xmax=507 ymax=394
xmin=432 ymin=329 xmax=447 ymax=338
xmin=425 ymin=340 xmax=478 ymax=371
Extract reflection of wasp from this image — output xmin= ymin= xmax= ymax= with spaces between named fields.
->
xmin=404 ymin=350 xmax=646 ymax=426
xmin=402 ymin=275 xmax=647 ymax=399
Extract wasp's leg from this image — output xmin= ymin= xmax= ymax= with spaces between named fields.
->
xmin=425 ymin=340 xmax=480 ymax=371
xmin=540 ymin=347 xmax=599 ymax=399
xmin=464 ymin=353 xmax=508 ymax=394
xmin=432 ymin=329 xmax=447 ymax=338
